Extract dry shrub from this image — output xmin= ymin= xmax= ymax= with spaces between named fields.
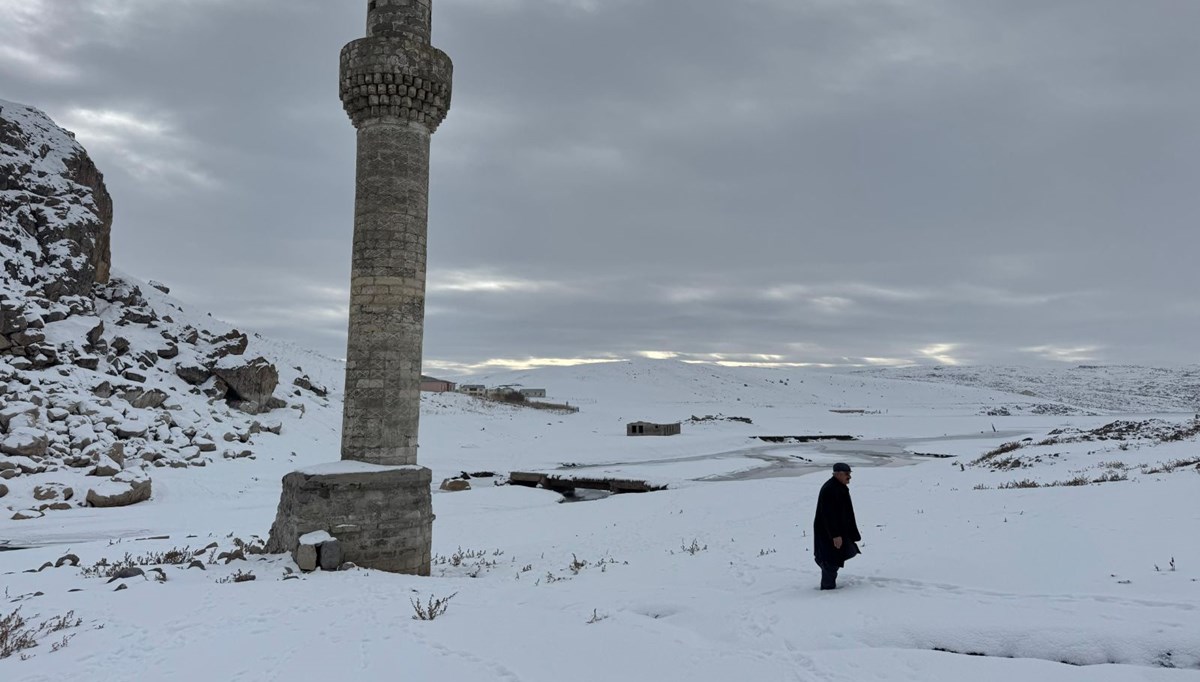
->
xmin=972 ymin=441 xmax=1024 ymax=466
xmin=1142 ymin=458 xmax=1200 ymax=475
xmin=411 ymin=593 xmax=457 ymax=621
xmin=0 ymin=608 xmax=82 ymax=660
xmin=81 ymin=547 xmax=195 ymax=579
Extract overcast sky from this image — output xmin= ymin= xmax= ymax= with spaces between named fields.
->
xmin=2 ymin=1 xmax=1198 ymax=373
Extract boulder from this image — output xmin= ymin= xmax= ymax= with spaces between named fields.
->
xmin=293 ymin=375 xmax=329 ymax=398
xmin=119 ymin=388 xmax=169 ymax=410
xmin=251 ymin=420 xmax=283 ymax=436
xmin=107 ymin=567 xmax=145 ymax=582
xmin=211 ymin=330 xmax=248 ymax=358
xmin=122 ymin=369 xmax=147 ymax=384
xmin=69 ymin=422 xmax=98 ymax=449
xmin=86 ymin=321 xmax=105 ymax=346
xmin=85 ymin=472 xmax=152 ymax=508
xmin=440 ymin=478 xmax=471 ymax=492
xmin=33 ymin=484 xmax=73 ymax=501
xmin=0 ymin=483 xmax=7 ymax=498
xmin=113 ymin=419 xmax=149 ymax=439
xmin=227 ymin=400 xmax=264 ymax=415
xmin=0 ymin=402 xmax=39 ymax=430
xmin=0 ymin=304 xmax=28 ymax=336
xmin=175 ymin=363 xmax=211 ymax=386
xmin=319 ymin=539 xmax=343 ymax=571
xmin=89 ymin=455 xmax=121 ymax=477
xmin=141 ymin=450 xmax=166 ymax=463
xmin=212 ymin=357 xmax=279 ymax=408
xmin=1 ymin=428 xmax=48 ymax=457
xmin=10 ymin=329 xmax=46 ymax=346
xmin=122 ymin=307 xmax=156 ymax=324
xmin=295 ymin=543 xmax=318 ymax=572
xmin=107 ymin=441 xmax=126 ymax=467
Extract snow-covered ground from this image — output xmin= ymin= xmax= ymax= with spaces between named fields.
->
xmin=3 ymin=356 xmax=1199 ymax=680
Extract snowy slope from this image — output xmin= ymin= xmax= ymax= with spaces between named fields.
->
xmin=3 ymin=356 xmax=1199 ymax=680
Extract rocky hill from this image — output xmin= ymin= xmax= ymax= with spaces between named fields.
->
xmin=1 ymin=99 xmax=112 ymax=308
xmin=0 ymin=100 xmax=339 ymax=522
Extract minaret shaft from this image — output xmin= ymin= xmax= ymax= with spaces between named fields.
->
xmin=367 ymin=0 xmax=432 ymax=40
xmin=341 ymin=121 xmax=431 ymax=466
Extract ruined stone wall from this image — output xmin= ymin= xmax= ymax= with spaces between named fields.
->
xmin=265 ymin=466 xmax=433 ymax=574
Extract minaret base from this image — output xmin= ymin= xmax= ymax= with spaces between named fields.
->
xmin=265 ymin=463 xmax=433 ymax=575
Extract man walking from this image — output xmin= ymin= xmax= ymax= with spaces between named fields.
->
xmin=813 ymin=462 xmax=861 ymax=590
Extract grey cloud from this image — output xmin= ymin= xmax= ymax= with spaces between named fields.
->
xmin=2 ymin=0 xmax=1197 ymax=370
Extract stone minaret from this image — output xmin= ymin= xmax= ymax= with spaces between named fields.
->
xmin=340 ymin=0 xmax=452 ymax=466
xmin=265 ymin=0 xmax=452 ymax=575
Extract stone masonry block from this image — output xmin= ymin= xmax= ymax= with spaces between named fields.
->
xmin=266 ymin=466 xmax=433 ymax=575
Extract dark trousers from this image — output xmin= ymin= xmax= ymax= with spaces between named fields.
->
xmin=819 ymin=562 xmax=839 ymax=590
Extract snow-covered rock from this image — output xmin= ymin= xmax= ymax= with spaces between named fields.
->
xmin=84 ymin=470 xmax=151 ymax=507
xmin=0 ymin=99 xmax=111 ymax=302
xmin=0 ymin=427 xmax=48 ymax=457
xmin=212 ymin=356 xmax=281 ymax=414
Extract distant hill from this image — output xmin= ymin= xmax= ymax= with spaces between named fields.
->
xmin=858 ymin=365 xmax=1200 ymax=413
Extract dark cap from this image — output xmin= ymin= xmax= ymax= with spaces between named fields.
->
xmin=832 ymin=462 xmax=852 ymax=473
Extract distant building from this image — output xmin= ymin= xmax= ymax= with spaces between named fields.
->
xmin=519 ymin=388 xmax=547 ymax=398
xmin=627 ymin=421 xmax=681 ymax=437
xmin=420 ymin=375 xmax=456 ymax=393
xmin=459 ymin=384 xmax=486 ymax=396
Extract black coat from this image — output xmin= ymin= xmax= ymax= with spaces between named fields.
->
xmin=813 ymin=476 xmax=861 ymax=568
